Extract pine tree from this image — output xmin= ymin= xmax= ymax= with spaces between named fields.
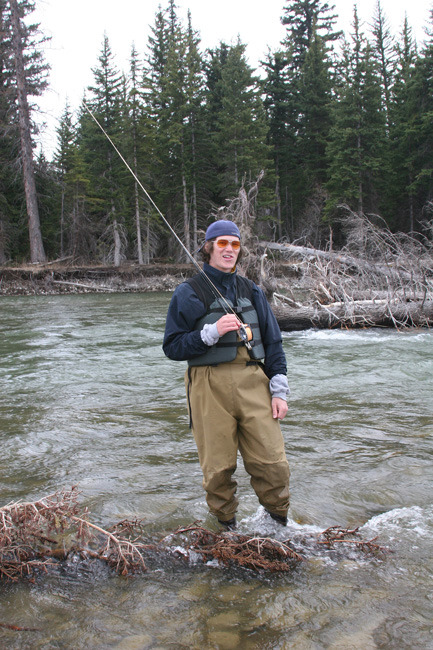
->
xmin=326 ymin=8 xmax=386 ymax=222
xmin=83 ymin=34 xmax=126 ymax=266
xmin=205 ymin=40 xmax=271 ymax=204
xmin=370 ymin=0 xmax=396 ymax=124
xmin=407 ymin=11 xmax=433 ymax=221
xmin=53 ymin=102 xmax=76 ymax=257
xmin=262 ymin=49 xmax=293 ymax=237
xmin=388 ymin=17 xmax=418 ymax=230
xmin=7 ymin=0 xmax=49 ymax=262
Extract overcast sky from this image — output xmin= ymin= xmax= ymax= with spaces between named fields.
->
xmin=31 ymin=0 xmax=432 ymax=157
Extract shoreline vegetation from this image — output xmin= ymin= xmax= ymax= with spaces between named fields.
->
xmin=2 ymin=201 xmax=432 ymax=332
xmin=1 ymin=247 xmax=432 ymax=331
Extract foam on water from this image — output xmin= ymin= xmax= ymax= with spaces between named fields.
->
xmin=362 ymin=504 xmax=433 ymax=540
xmin=282 ymin=328 xmax=433 ymax=343
xmin=240 ymin=506 xmax=322 ymax=540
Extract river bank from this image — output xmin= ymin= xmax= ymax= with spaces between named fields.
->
xmin=0 ymin=262 xmax=198 ymax=296
xmin=2 ymin=261 xmax=432 ymax=330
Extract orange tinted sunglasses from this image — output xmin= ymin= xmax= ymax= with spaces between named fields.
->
xmin=215 ymin=239 xmax=241 ymax=250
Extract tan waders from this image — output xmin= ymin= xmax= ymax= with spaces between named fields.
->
xmin=186 ymin=346 xmax=290 ymax=522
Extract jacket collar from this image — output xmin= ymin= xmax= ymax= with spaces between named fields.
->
xmin=203 ymin=263 xmax=237 ymax=288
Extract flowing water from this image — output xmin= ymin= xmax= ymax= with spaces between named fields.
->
xmin=0 ymin=293 xmax=432 ymax=650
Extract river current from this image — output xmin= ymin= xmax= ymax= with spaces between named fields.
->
xmin=0 ymin=292 xmax=432 ymax=649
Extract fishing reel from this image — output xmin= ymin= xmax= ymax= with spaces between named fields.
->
xmin=238 ymin=323 xmax=253 ymax=350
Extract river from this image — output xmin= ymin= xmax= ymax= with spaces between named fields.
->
xmin=0 ymin=293 xmax=432 ymax=649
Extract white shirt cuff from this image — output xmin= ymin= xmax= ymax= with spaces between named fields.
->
xmin=269 ymin=374 xmax=290 ymax=400
xmin=200 ymin=322 xmax=220 ymax=346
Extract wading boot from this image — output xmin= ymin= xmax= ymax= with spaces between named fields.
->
xmin=218 ymin=516 xmax=237 ymax=530
xmin=265 ymin=510 xmax=287 ymax=526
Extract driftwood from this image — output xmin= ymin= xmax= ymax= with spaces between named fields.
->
xmin=208 ymin=183 xmax=432 ymax=329
xmin=211 ymin=170 xmax=270 ymax=287
xmin=0 ymin=487 xmax=147 ymax=581
xmin=52 ymin=279 xmax=115 ymax=292
xmin=273 ymin=298 xmax=433 ymax=331
xmin=265 ymin=210 xmax=433 ymax=330
xmin=0 ymin=488 xmax=389 ymax=583
xmin=163 ymin=524 xmax=303 ymax=572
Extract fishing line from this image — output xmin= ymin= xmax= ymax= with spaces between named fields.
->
xmin=82 ymin=101 xmax=252 ymax=347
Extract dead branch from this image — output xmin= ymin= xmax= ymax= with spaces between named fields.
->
xmin=0 ymin=488 xmax=147 ymax=581
xmin=266 ymin=209 xmax=433 ymax=330
xmin=317 ymin=526 xmax=389 ymax=554
xmin=72 ymin=517 xmax=147 ymax=576
xmin=52 ymin=280 xmax=115 ymax=292
xmin=0 ymin=622 xmax=40 ymax=632
xmin=1 ymin=490 xmax=390 ymax=581
xmin=211 ymin=172 xmax=276 ymax=293
xmin=164 ymin=525 xmax=302 ymax=572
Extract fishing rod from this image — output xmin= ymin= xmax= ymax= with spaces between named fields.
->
xmin=82 ymin=101 xmax=252 ymax=348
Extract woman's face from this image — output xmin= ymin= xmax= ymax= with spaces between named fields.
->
xmin=207 ymin=236 xmax=241 ymax=273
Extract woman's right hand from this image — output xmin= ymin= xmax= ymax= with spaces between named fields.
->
xmin=216 ymin=314 xmax=241 ymax=337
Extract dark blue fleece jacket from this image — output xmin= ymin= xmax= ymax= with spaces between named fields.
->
xmin=162 ymin=264 xmax=287 ymax=380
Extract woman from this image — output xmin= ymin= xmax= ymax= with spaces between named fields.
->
xmin=163 ymin=220 xmax=290 ymax=528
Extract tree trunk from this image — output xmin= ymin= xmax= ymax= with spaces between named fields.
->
xmin=182 ymin=171 xmax=190 ymax=261
xmin=59 ymin=187 xmax=65 ymax=257
xmin=190 ymin=114 xmax=198 ymax=252
xmin=134 ymin=178 xmax=143 ymax=265
xmin=145 ymin=215 xmax=150 ymax=265
xmin=132 ymin=125 xmax=143 ymax=264
xmin=9 ymin=0 xmax=46 ymax=263
xmin=272 ymin=300 xmax=433 ymax=331
xmin=0 ymin=214 xmax=7 ymax=263
xmin=112 ymin=211 xmax=121 ymax=267
xmin=275 ymin=155 xmax=282 ymax=240
xmin=357 ymin=127 xmax=363 ymax=214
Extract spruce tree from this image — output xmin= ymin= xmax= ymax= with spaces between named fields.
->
xmin=407 ymin=12 xmax=433 ymax=221
xmin=83 ymin=34 xmax=126 ymax=266
xmin=326 ymin=8 xmax=386 ymax=223
xmin=183 ymin=10 xmax=206 ymax=250
xmin=0 ymin=0 xmax=17 ymax=262
xmin=53 ymin=102 xmax=76 ymax=257
xmin=205 ymin=40 xmax=271 ymax=205
xmin=125 ymin=44 xmax=146 ymax=263
xmin=271 ymin=0 xmax=340 ymax=238
xmin=370 ymin=0 xmax=396 ymax=124
xmin=262 ymin=49 xmax=294 ymax=237
xmin=144 ymin=1 xmax=207 ymax=259
xmin=299 ymin=27 xmax=333 ymax=186
xmin=6 ymin=0 xmax=49 ymax=262
xmin=281 ymin=0 xmax=341 ymax=70
xmin=144 ymin=1 xmax=188 ymax=257
xmin=388 ymin=17 xmax=417 ymax=230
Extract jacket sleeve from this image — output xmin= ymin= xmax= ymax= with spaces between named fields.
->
xmin=252 ymin=285 xmax=287 ymax=379
xmin=162 ymin=282 xmax=210 ymax=361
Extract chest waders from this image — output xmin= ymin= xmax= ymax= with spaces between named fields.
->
xmin=184 ymin=274 xmax=290 ymax=523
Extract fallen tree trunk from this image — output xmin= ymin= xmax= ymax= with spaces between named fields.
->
xmin=260 ymin=211 xmax=433 ymax=330
xmin=273 ymin=299 xmax=433 ymax=331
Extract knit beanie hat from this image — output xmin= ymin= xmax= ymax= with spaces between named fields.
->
xmin=205 ymin=220 xmax=241 ymax=241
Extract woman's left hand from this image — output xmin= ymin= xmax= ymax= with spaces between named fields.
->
xmin=272 ymin=397 xmax=288 ymax=420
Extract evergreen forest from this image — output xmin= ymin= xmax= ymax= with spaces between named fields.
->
xmin=1 ymin=0 xmax=433 ymax=265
